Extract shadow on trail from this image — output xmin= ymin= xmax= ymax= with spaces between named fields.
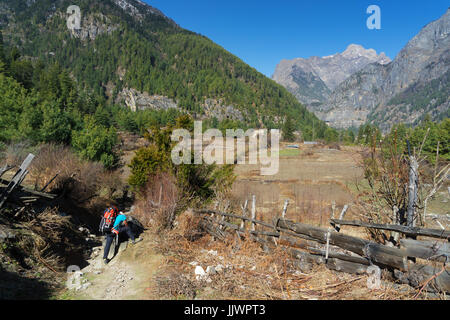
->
xmin=0 ymin=268 xmax=54 ymax=300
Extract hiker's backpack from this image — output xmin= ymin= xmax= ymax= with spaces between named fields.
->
xmin=99 ymin=207 xmax=118 ymax=234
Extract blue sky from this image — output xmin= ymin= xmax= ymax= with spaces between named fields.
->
xmin=145 ymin=0 xmax=449 ymax=77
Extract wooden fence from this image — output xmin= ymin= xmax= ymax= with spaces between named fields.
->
xmin=193 ymin=198 xmax=450 ymax=294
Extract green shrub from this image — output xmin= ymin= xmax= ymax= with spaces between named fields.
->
xmin=128 ymin=144 xmax=168 ymax=187
xmin=128 ymin=115 xmax=235 ymax=208
xmin=71 ymin=116 xmax=118 ymax=168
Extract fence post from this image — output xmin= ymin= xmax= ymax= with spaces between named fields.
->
xmin=392 ymin=206 xmax=400 ymax=243
xmin=282 ymin=199 xmax=289 ymax=218
xmin=334 ymin=205 xmax=349 ymax=232
xmin=0 ymin=153 xmax=35 ymax=209
xmin=219 ymin=214 xmax=226 ymax=231
xmin=331 ymin=201 xmax=336 ymax=220
xmin=240 ymin=199 xmax=248 ymax=230
xmin=210 ymin=201 xmax=219 ymax=241
xmin=212 ymin=201 xmax=218 ymax=220
xmin=251 ymin=195 xmax=256 ymax=232
xmin=327 ymin=200 xmax=337 ymax=256
xmin=325 ymin=227 xmax=331 ymax=262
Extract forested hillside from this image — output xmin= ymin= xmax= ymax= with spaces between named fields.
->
xmin=0 ymin=0 xmax=330 ymax=139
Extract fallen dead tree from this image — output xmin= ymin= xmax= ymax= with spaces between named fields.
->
xmin=395 ymin=263 xmax=449 ymax=295
xmin=0 ymin=154 xmax=56 ymax=213
xmin=399 ymin=239 xmax=449 ymax=263
xmin=306 ymin=247 xmax=370 ymax=266
xmin=0 ymin=154 xmax=35 ymax=208
xmin=0 ymin=223 xmax=16 ymax=240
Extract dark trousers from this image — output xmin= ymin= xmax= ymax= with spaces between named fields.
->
xmin=103 ymin=225 xmax=135 ymax=259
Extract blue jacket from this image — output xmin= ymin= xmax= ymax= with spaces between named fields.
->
xmin=112 ymin=214 xmax=127 ymax=234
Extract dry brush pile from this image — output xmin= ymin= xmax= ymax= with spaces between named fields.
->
xmin=28 ymin=143 xmax=125 ymax=204
xmin=147 ymin=210 xmax=417 ymax=300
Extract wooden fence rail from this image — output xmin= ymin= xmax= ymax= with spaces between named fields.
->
xmin=275 ymin=218 xmax=409 ymax=270
xmin=330 ymin=219 xmax=450 ymax=240
xmin=193 ymin=203 xmax=450 ymax=293
xmin=194 ymin=209 xmax=275 ymax=229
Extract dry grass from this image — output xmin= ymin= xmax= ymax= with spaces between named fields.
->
xmin=149 ymin=211 xmax=419 ymax=300
xmin=174 ymin=209 xmax=205 ymax=242
xmin=0 ymin=206 xmax=89 ymax=300
xmin=29 ymin=144 xmax=99 ymax=192
xmin=133 ymin=172 xmax=180 ymax=232
xmin=1 ymin=142 xmax=35 ymax=167
xmin=13 ymin=207 xmax=85 ymax=272
xmin=231 ymin=145 xmax=363 ymax=228
xmin=116 ymin=131 xmax=149 ymax=152
xmin=0 ymin=143 xmax=125 ymax=204
xmin=20 ymin=144 xmax=125 ymax=207
xmin=154 ymin=272 xmax=198 ymax=299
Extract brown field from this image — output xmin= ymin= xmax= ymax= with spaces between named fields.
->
xmin=231 ymin=144 xmax=364 ymax=228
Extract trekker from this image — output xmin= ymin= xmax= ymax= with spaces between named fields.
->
xmin=102 ymin=209 xmax=142 ymax=265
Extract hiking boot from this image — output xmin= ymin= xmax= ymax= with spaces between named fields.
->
xmin=130 ymin=237 xmax=143 ymax=245
xmin=103 ymin=258 xmax=109 ymax=265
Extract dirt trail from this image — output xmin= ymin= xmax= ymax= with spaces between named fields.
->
xmin=68 ymin=231 xmax=164 ymax=300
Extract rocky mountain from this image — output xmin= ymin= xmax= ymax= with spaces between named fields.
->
xmin=112 ymin=0 xmax=176 ymax=24
xmin=0 ymin=0 xmax=329 ymax=138
xmin=321 ymin=8 xmax=450 ymax=130
xmin=272 ymin=44 xmax=390 ymax=105
xmin=309 ymin=10 xmax=449 ymax=130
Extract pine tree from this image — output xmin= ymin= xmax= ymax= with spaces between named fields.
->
xmin=282 ymin=116 xmax=296 ymax=142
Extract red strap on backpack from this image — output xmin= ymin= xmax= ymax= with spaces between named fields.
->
xmin=104 ymin=207 xmax=118 ymax=224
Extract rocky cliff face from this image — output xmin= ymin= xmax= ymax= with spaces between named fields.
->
xmin=274 ymin=8 xmax=449 ymax=130
xmin=113 ymin=88 xmax=245 ymax=122
xmin=115 ymin=88 xmax=179 ymax=112
xmin=272 ymin=44 xmax=390 ymax=105
xmin=112 ymin=0 xmax=177 ymax=26
xmin=70 ymin=13 xmax=119 ymax=41
xmin=201 ymin=99 xmax=244 ymax=122
xmin=322 ymin=8 xmax=450 ymax=130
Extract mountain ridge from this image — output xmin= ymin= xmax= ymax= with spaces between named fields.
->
xmin=274 ymin=8 xmax=449 ymax=131
xmin=321 ymin=8 xmax=449 ymax=130
xmin=272 ymin=44 xmax=390 ymax=106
